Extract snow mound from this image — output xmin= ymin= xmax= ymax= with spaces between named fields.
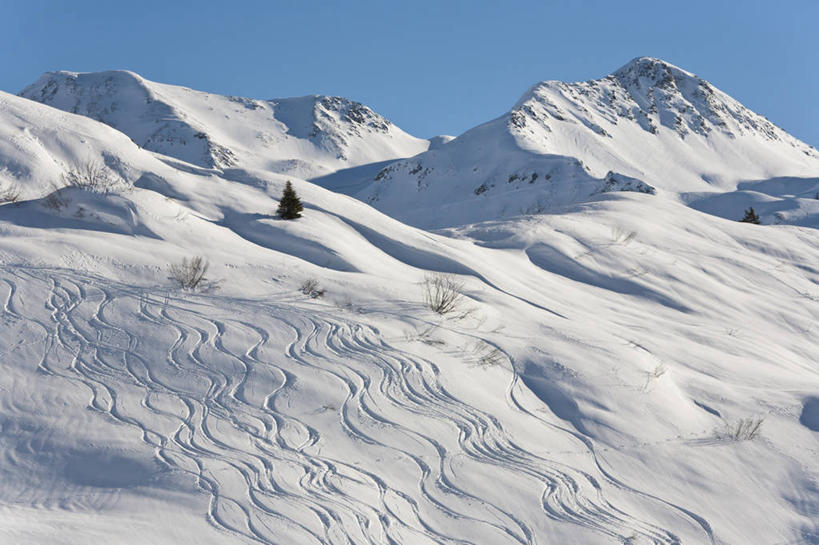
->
xmin=0 ymin=90 xmax=153 ymax=199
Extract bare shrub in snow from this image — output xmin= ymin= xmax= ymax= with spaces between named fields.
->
xmin=335 ymin=297 xmax=364 ymax=313
xmin=62 ymin=160 xmax=119 ymax=193
xmin=610 ymin=226 xmax=637 ymax=246
xmin=422 ymin=273 xmax=465 ymax=316
xmin=169 ymin=256 xmax=215 ymax=291
xmin=466 ymin=340 xmax=504 ymax=368
xmin=576 ymin=226 xmax=637 ymax=260
xmin=300 ymin=278 xmax=319 ymax=293
xmin=727 ymin=417 xmax=764 ymax=441
xmin=403 ymin=323 xmax=445 ymax=346
xmin=299 ymin=278 xmax=325 ymax=298
xmin=0 ymin=185 xmax=21 ymax=204
xmin=642 ymin=362 xmax=667 ymax=391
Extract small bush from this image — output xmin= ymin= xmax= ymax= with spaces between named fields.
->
xmin=300 ymin=278 xmax=319 ymax=293
xmin=422 ymin=273 xmax=465 ymax=315
xmin=466 ymin=340 xmax=504 ymax=368
xmin=403 ymin=323 xmax=445 ymax=346
xmin=299 ymin=278 xmax=325 ymax=298
xmin=740 ymin=207 xmax=761 ymax=224
xmin=0 ymin=185 xmax=20 ymax=204
xmin=62 ymin=160 xmax=119 ymax=193
xmin=169 ymin=256 xmax=212 ymax=290
xmin=728 ymin=417 xmax=764 ymax=441
xmin=642 ymin=363 xmax=667 ymax=392
xmin=610 ymin=227 xmax=637 ymax=246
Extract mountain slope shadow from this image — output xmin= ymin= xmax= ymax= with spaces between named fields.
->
xmin=519 ymin=361 xmax=592 ymax=436
xmin=685 ymin=176 xmax=819 ymax=229
xmin=800 ymin=397 xmax=819 ymax=433
xmin=310 ymin=158 xmax=401 ymax=195
xmin=0 ymin=189 xmax=160 ymax=239
xmin=216 ymin=208 xmax=358 ymax=272
xmin=331 ymin=214 xmax=478 ymax=275
xmin=61 ymin=449 xmax=164 ymax=488
xmin=525 ymin=242 xmax=690 ymax=312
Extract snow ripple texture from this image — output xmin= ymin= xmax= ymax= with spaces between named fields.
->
xmin=0 ymin=267 xmax=713 ymax=545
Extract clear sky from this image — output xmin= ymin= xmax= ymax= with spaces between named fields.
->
xmin=2 ymin=0 xmax=817 ymax=146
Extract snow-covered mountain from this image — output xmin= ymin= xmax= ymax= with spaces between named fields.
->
xmin=20 ymin=70 xmax=429 ymax=178
xmin=350 ymin=57 xmax=819 ymax=228
xmin=1 ymin=60 xmax=819 ymax=545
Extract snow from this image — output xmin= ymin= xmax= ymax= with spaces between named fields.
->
xmin=1 ymin=59 xmax=818 ymax=545
xmin=20 ymin=70 xmax=429 ymax=178
xmin=686 ymin=176 xmax=819 ymax=226
xmin=341 ymin=57 xmax=819 ymax=229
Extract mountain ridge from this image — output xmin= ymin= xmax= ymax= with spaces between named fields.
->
xmin=13 ymin=59 xmax=819 ymax=230
xmin=344 ymin=56 xmax=819 ymax=228
xmin=20 ymin=69 xmax=429 ymax=178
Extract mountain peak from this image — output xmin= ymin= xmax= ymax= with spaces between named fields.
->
xmin=614 ymin=56 xmax=689 ymax=74
xmin=506 ymin=56 xmax=817 ymax=160
xmin=353 ymin=57 xmax=819 ymax=228
xmin=22 ymin=69 xmax=148 ymax=98
xmin=611 ymin=56 xmax=697 ymax=92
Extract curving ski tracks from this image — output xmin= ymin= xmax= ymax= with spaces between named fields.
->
xmin=0 ymin=267 xmax=714 ymax=544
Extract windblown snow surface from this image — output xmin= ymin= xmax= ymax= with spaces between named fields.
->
xmin=1 ymin=58 xmax=818 ymax=545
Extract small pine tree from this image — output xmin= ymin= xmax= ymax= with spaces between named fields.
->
xmin=740 ymin=207 xmax=761 ymax=224
xmin=276 ymin=181 xmax=303 ymax=220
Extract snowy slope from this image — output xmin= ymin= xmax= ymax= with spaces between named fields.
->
xmin=0 ymin=90 xmax=150 ymax=200
xmin=20 ymin=70 xmax=429 ymax=178
xmin=350 ymin=57 xmax=819 ymax=228
xmin=1 ymin=66 xmax=818 ymax=545
xmin=685 ymin=175 xmax=819 ymax=226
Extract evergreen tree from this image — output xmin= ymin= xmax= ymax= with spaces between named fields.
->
xmin=740 ymin=207 xmax=760 ymax=224
xmin=276 ymin=181 xmax=303 ymax=219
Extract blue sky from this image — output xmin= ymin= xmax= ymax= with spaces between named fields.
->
xmin=3 ymin=0 xmax=817 ymax=146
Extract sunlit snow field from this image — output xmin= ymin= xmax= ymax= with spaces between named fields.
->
xmin=1 ymin=58 xmax=818 ymax=544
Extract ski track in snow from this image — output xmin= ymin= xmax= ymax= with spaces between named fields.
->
xmin=0 ymin=267 xmax=715 ymax=544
